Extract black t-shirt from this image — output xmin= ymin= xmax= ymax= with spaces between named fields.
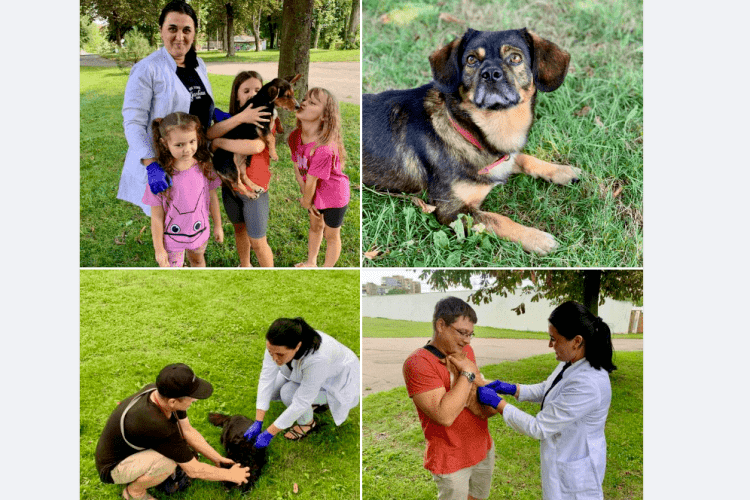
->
xmin=176 ymin=66 xmax=213 ymax=131
xmin=95 ymin=384 xmax=194 ymax=483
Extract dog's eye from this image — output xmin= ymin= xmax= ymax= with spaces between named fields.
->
xmin=508 ymin=54 xmax=523 ymax=65
xmin=466 ymin=55 xmax=477 ymax=65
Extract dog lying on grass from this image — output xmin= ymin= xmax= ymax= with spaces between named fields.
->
xmin=208 ymin=413 xmax=267 ymax=491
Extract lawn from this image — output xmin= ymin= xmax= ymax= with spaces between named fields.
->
xmin=362 ymin=351 xmax=643 ymax=499
xmin=80 ymin=65 xmax=360 ymax=268
xmin=104 ymin=49 xmax=361 ymax=65
xmin=362 ymin=316 xmax=644 ymax=340
xmin=80 ymin=270 xmax=360 ymax=500
xmin=361 ymin=0 xmax=643 ymax=267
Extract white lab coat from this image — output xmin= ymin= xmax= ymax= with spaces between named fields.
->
xmin=502 ymin=358 xmax=611 ymax=500
xmin=256 ymin=331 xmax=360 ymax=429
xmin=117 ymin=47 xmax=215 ymax=215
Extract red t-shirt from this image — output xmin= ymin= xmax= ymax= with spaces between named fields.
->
xmin=403 ymin=345 xmax=492 ymax=474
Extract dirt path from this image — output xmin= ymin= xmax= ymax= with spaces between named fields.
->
xmin=363 ymin=337 xmax=644 ymax=396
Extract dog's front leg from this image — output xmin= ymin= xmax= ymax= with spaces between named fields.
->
xmin=476 ymin=210 xmax=558 ymax=255
xmin=512 ymin=153 xmax=581 ymax=185
xmin=265 ymin=132 xmax=279 ymax=161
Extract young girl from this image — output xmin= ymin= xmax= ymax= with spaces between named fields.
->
xmin=288 ymin=88 xmax=350 ymax=268
xmin=142 ymin=112 xmax=223 ymax=267
xmin=207 ymin=71 xmax=274 ymax=267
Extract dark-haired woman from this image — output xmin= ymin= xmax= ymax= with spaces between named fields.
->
xmin=117 ymin=0 xmax=269 ymax=215
xmin=243 ymin=318 xmax=360 ymax=448
xmin=477 ymin=301 xmax=617 ymax=500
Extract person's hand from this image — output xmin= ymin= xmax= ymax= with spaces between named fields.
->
xmin=213 ymin=107 xmax=232 ymax=123
xmin=243 ymin=420 xmax=263 ymax=442
xmin=253 ymin=430 xmax=274 ymax=449
xmin=213 ymin=224 xmax=224 ymax=244
xmin=146 ymin=161 xmax=171 ymax=194
xmin=237 ymin=104 xmax=271 ymax=126
xmin=227 ymin=463 xmax=250 ymax=485
xmin=308 ymin=206 xmax=321 ymax=218
xmin=485 ymin=379 xmax=517 ymax=396
xmin=477 ymin=386 xmax=503 ymax=409
xmin=212 ymin=456 xmax=235 ymax=468
xmin=446 ymin=353 xmax=478 ymax=376
xmin=155 ymin=249 xmax=170 ymax=267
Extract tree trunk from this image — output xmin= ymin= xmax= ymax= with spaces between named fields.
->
xmin=346 ymin=0 xmax=360 ymax=46
xmin=267 ymin=15 xmax=277 ymax=49
xmin=313 ymin=20 xmax=321 ymax=49
xmin=278 ymin=0 xmax=314 ymax=136
xmin=225 ymin=3 xmax=235 ymax=57
xmin=583 ymin=270 xmax=602 ymax=316
xmin=251 ymin=9 xmax=262 ymax=51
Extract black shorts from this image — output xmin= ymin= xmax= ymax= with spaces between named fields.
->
xmin=221 ymin=185 xmax=269 ymax=238
xmin=319 ymin=204 xmax=348 ymax=229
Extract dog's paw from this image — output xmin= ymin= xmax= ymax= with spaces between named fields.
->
xmin=549 ymin=164 xmax=582 ymax=185
xmin=520 ymin=228 xmax=558 ymax=255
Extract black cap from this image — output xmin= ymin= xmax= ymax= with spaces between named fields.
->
xmin=156 ymin=363 xmax=213 ymax=399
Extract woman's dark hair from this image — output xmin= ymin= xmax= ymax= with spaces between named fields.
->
xmin=548 ymin=301 xmax=617 ymax=373
xmin=432 ymin=296 xmax=477 ymax=332
xmin=266 ymin=317 xmax=322 ymax=359
xmin=159 ymin=1 xmax=199 ymax=69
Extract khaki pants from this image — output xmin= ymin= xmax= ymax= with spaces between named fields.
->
xmin=110 ymin=450 xmax=177 ymax=485
xmin=431 ymin=442 xmax=495 ymax=500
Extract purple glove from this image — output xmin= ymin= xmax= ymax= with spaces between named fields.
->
xmin=477 ymin=386 xmax=503 ymax=409
xmin=486 ymin=379 xmax=517 ymax=395
xmin=253 ymin=430 xmax=274 ymax=449
xmin=146 ymin=161 xmax=171 ymax=194
xmin=243 ymin=420 xmax=263 ymax=442
xmin=213 ymin=107 xmax=232 ymax=122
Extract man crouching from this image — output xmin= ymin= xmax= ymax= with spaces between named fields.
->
xmin=95 ymin=363 xmax=249 ymax=499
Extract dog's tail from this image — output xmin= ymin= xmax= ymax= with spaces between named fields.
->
xmin=208 ymin=412 xmax=231 ymax=428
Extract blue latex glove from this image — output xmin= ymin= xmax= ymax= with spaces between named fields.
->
xmin=146 ymin=161 xmax=171 ymax=194
xmin=243 ymin=420 xmax=263 ymax=442
xmin=213 ymin=107 xmax=232 ymax=122
xmin=485 ymin=379 xmax=517 ymax=396
xmin=253 ymin=430 xmax=274 ymax=449
xmin=477 ymin=386 xmax=503 ymax=409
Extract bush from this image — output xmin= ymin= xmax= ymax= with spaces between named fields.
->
xmin=121 ymin=27 xmax=153 ymax=64
xmin=81 ymin=15 xmax=110 ymax=54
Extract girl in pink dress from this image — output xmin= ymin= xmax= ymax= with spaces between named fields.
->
xmin=288 ymin=88 xmax=350 ymax=267
xmin=142 ymin=112 xmax=223 ymax=267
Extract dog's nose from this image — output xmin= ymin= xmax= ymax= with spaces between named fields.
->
xmin=481 ymin=67 xmax=503 ymax=82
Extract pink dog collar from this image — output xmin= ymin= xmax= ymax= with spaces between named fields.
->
xmin=448 ymin=115 xmax=510 ymax=175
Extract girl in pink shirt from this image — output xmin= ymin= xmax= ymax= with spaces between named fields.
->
xmin=288 ymin=88 xmax=350 ymax=267
xmin=142 ymin=112 xmax=223 ymax=267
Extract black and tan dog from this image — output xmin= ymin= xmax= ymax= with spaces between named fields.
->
xmin=212 ymin=74 xmax=301 ymax=192
xmin=208 ymin=413 xmax=267 ymax=492
xmin=363 ymin=28 xmax=580 ymax=255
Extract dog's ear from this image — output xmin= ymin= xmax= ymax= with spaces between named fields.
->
xmin=429 ymin=29 xmax=476 ymax=94
xmin=282 ymin=74 xmax=302 ymax=85
xmin=523 ymin=29 xmax=570 ymax=92
xmin=268 ymin=85 xmax=280 ymax=101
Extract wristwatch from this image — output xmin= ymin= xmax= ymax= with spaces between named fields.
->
xmin=460 ymin=371 xmax=475 ymax=383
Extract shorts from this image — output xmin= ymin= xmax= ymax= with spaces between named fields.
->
xmin=431 ymin=442 xmax=495 ymax=500
xmin=318 ymin=204 xmax=348 ymax=229
xmin=110 ymin=449 xmax=177 ymax=484
xmin=222 ymin=185 xmax=269 ymax=239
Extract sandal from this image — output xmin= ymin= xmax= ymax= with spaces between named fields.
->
xmin=122 ymin=484 xmax=156 ymax=500
xmin=284 ymin=418 xmax=317 ymax=441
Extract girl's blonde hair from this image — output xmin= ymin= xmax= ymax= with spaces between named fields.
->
xmin=229 ymin=71 xmax=264 ymax=115
xmin=297 ymin=87 xmax=347 ymax=170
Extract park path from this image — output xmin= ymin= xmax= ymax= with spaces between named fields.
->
xmin=362 ymin=337 xmax=644 ymax=396
xmin=79 ymin=52 xmax=360 ymax=105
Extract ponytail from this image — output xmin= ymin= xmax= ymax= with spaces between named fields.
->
xmin=266 ymin=317 xmax=322 ymax=359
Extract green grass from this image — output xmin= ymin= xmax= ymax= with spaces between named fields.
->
xmin=363 ymin=351 xmax=643 ymax=499
xmin=80 ymin=270 xmax=360 ymax=500
xmin=361 ymin=0 xmax=643 ymax=267
xmin=104 ymin=49 xmax=360 ymax=65
xmin=362 ymin=316 xmax=643 ymax=339
xmin=80 ymin=67 xmax=360 ymax=267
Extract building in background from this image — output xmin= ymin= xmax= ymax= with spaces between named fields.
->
xmin=362 ymin=275 xmax=422 ymax=296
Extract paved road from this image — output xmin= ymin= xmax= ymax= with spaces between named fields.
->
xmin=363 ymin=337 xmax=644 ymax=396
xmin=80 ymin=53 xmax=360 ymax=105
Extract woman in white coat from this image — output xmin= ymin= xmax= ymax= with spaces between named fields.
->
xmin=243 ymin=317 xmax=360 ymax=448
xmin=477 ymin=301 xmax=616 ymax=500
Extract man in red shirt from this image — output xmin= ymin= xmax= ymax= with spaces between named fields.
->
xmin=403 ymin=297 xmax=495 ymax=500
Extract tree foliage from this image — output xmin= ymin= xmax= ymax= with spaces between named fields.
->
xmin=420 ymin=270 xmax=643 ymax=316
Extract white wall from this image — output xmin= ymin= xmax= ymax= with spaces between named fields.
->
xmin=361 ymin=291 xmax=637 ymax=333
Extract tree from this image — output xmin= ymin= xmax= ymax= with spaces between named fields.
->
xmin=277 ymin=0 xmax=314 ymax=130
xmin=81 ymin=0 xmax=160 ymax=48
xmin=421 ymin=270 xmax=643 ymax=317
xmin=344 ymin=0 xmax=359 ymax=48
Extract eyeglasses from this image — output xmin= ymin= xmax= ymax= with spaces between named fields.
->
xmin=449 ymin=324 xmax=475 ymax=339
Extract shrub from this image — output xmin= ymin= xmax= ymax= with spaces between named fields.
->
xmin=121 ymin=27 xmax=153 ymax=64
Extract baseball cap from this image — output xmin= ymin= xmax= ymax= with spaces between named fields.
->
xmin=156 ymin=363 xmax=213 ymax=399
